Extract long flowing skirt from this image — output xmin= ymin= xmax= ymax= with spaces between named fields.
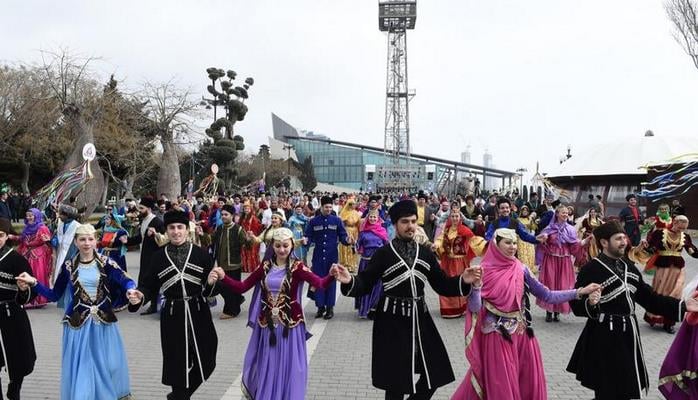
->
xmin=439 ymin=256 xmax=468 ymax=318
xmin=536 ymin=254 xmax=575 ymax=314
xmin=659 ymin=316 xmax=698 ymax=399
xmin=242 ymin=323 xmax=308 ymax=400
xmin=645 ymin=266 xmax=685 ymax=327
xmin=26 ymin=251 xmax=52 ymax=307
xmin=242 ymin=244 xmax=261 ymax=273
xmin=452 ymin=331 xmax=547 ymax=400
xmin=61 ymin=319 xmax=131 ymax=400
xmin=356 ymin=257 xmax=382 ymax=318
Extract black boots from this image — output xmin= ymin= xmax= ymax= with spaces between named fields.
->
xmin=315 ymin=306 xmax=326 ymax=318
xmin=553 ymin=312 xmax=560 ymax=322
xmin=323 ymin=307 xmax=334 ymax=320
xmin=545 ymin=312 xmax=553 ymax=322
xmin=664 ymin=324 xmax=676 ymax=334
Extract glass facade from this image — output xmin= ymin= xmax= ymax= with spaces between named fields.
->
xmin=287 ymin=137 xmax=447 ymax=191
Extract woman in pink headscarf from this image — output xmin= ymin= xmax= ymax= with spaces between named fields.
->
xmin=537 ymin=204 xmax=591 ymax=322
xmin=16 ymin=208 xmax=52 ymax=308
xmin=355 ymin=209 xmax=389 ymax=318
xmin=452 ymin=228 xmax=600 ymax=400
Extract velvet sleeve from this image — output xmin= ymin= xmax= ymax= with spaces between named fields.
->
xmin=516 ymin=221 xmax=538 ymax=244
xmin=341 ymin=250 xmax=386 ymax=297
xmin=337 ymin=218 xmax=350 ymax=246
xmin=14 ymin=253 xmax=37 ymax=305
xmin=34 ymin=263 xmax=70 ymax=303
xmin=684 ymin=234 xmax=698 ymax=258
xmin=634 ymin=265 xmax=686 ymax=322
xmin=220 ymin=266 xmax=265 ymax=294
xmin=295 ymin=263 xmax=335 ymax=290
xmin=423 ymin=248 xmax=471 ymax=297
xmin=105 ymin=258 xmax=136 ymax=292
xmin=569 ymin=262 xmax=600 ymax=319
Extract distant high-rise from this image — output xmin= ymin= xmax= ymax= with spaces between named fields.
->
xmin=483 ymin=150 xmax=493 ymax=190
xmin=460 ymin=145 xmax=471 ymax=164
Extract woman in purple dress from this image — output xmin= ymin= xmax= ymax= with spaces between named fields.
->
xmin=212 ymin=227 xmax=335 ymax=400
xmin=355 ymin=209 xmax=389 ymax=318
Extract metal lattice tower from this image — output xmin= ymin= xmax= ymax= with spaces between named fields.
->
xmin=379 ymin=0 xmax=416 ymax=168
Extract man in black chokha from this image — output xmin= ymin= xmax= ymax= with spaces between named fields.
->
xmin=332 ymin=200 xmax=482 ymax=400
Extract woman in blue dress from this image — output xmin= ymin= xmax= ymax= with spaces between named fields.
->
xmin=17 ymin=224 xmax=140 ymax=400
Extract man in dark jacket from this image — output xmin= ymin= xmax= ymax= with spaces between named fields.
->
xmin=211 ymin=204 xmax=247 ymax=318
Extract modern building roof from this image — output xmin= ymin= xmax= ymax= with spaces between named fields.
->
xmin=546 ymin=132 xmax=698 ymax=178
xmin=283 ymin=135 xmax=516 ymax=178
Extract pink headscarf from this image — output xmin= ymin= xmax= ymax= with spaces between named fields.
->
xmin=478 ymin=237 xmax=525 ymax=312
xmin=359 ymin=212 xmax=389 ymax=243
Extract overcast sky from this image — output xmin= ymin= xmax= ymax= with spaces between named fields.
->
xmin=3 ymin=1 xmax=698 ymax=178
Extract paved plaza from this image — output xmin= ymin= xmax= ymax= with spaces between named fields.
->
xmin=12 ymin=250 xmax=696 ymax=400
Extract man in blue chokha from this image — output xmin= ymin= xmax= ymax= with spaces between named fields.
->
xmin=303 ymin=195 xmax=353 ymax=320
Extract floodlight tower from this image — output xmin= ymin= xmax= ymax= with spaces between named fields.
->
xmin=379 ymin=0 xmax=416 ymax=167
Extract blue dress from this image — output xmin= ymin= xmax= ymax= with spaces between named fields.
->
xmin=34 ymin=253 xmax=135 ymax=400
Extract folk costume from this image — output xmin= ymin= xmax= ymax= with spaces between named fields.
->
xmin=137 ymin=211 xmax=219 ymax=400
xmin=484 ymin=215 xmax=538 ymax=244
xmin=578 ymin=213 xmax=602 ymax=267
xmin=287 ymin=210 xmax=309 ymax=262
xmin=619 ymin=195 xmax=642 ymax=246
xmin=636 ymin=220 xmax=698 ymax=330
xmin=0 ymin=230 xmax=37 ymax=400
xmin=355 ymin=210 xmax=389 ymax=318
xmin=338 ymin=199 xmax=361 ymax=273
xmin=32 ymin=225 xmax=135 ymax=400
xmin=536 ymin=217 xmax=585 ymax=319
xmin=212 ymin=205 xmax=247 ymax=318
xmin=516 ymin=206 xmax=538 ymax=271
xmin=304 ymin=196 xmax=351 ymax=318
xmin=219 ymin=228 xmax=335 ymax=400
xmin=659 ymin=285 xmax=698 ymax=399
xmin=340 ymin=200 xmax=472 ymax=399
xmin=16 ymin=208 xmax=52 ymax=307
xmin=98 ymin=213 xmax=130 ymax=310
xmin=567 ymin=222 xmax=689 ymax=400
xmin=126 ymin=197 xmax=164 ymax=314
xmin=240 ymin=205 xmax=263 ymax=273
xmin=434 ymin=218 xmax=476 ymax=318
xmin=453 ymin=229 xmax=582 ymax=400
xmin=52 ymin=205 xmax=80 ymax=285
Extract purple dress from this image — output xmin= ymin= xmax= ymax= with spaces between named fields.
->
xmin=355 ymin=231 xmax=386 ymax=318
xmin=242 ymin=266 xmax=308 ymax=400
xmin=659 ymin=318 xmax=698 ymax=399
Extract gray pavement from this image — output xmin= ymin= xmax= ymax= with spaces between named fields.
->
xmin=11 ymin=250 xmax=697 ymax=399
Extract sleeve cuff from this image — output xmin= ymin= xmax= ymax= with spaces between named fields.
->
xmin=341 ymin=276 xmax=356 ymax=296
xmin=584 ymin=298 xmax=600 ymax=319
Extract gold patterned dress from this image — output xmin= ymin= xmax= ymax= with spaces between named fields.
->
xmin=517 ymin=216 xmax=538 ymax=274
xmin=339 ymin=205 xmax=361 ymax=273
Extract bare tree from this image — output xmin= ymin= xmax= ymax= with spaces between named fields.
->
xmin=140 ymin=80 xmax=201 ymax=200
xmin=0 ymin=64 xmax=66 ymax=193
xmin=666 ymin=0 xmax=698 ymax=69
xmin=39 ymin=49 xmax=105 ymax=216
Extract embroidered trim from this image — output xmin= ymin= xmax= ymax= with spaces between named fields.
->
xmin=383 ymin=270 xmax=411 ymax=291
xmin=383 ymin=261 xmax=403 ymax=277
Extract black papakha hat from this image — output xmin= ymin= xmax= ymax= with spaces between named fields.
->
xmin=389 ymin=200 xmax=418 ymax=223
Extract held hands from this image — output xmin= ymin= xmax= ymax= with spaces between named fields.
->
xmin=16 ymin=272 xmax=37 ymax=290
xmin=40 ymin=233 xmax=51 ymax=242
xmin=126 ymin=289 xmax=144 ymax=305
xmin=461 ymin=265 xmax=482 ymax=285
xmin=119 ymin=236 xmax=128 ymax=244
xmin=577 ymin=283 xmax=603 ymax=305
xmin=686 ymin=297 xmax=698 ymax=313
xmin=207 ymin=266 xmax=226 ymax=285
xmin=147 ymin=227 xmax=156 ymax=237
xmin=640 ymin=239 xmax=649 ymax=249
xmin=330 ymin=263 xmax=352 ymax=284
xmin=302 ymin=237 xmax=309 ymax=246
xmin=535 ymin=234 xmax=548 ymax=243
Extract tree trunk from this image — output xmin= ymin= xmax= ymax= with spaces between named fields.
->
xmin=101 ymin=174 xmax=109 ymax=206
xmin=20 ymin=157 xmax=30 ymax=194
xmin=157 ymin=139 xmax=181 ymax=201
xmin=62 ymin=117 xmax=105 ymax=219
xmin=123 ymin=176 xmax=135 ymax=200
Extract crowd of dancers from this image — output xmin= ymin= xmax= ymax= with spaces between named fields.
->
xmin=0 ymin=188 xmax=697 ymax=399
